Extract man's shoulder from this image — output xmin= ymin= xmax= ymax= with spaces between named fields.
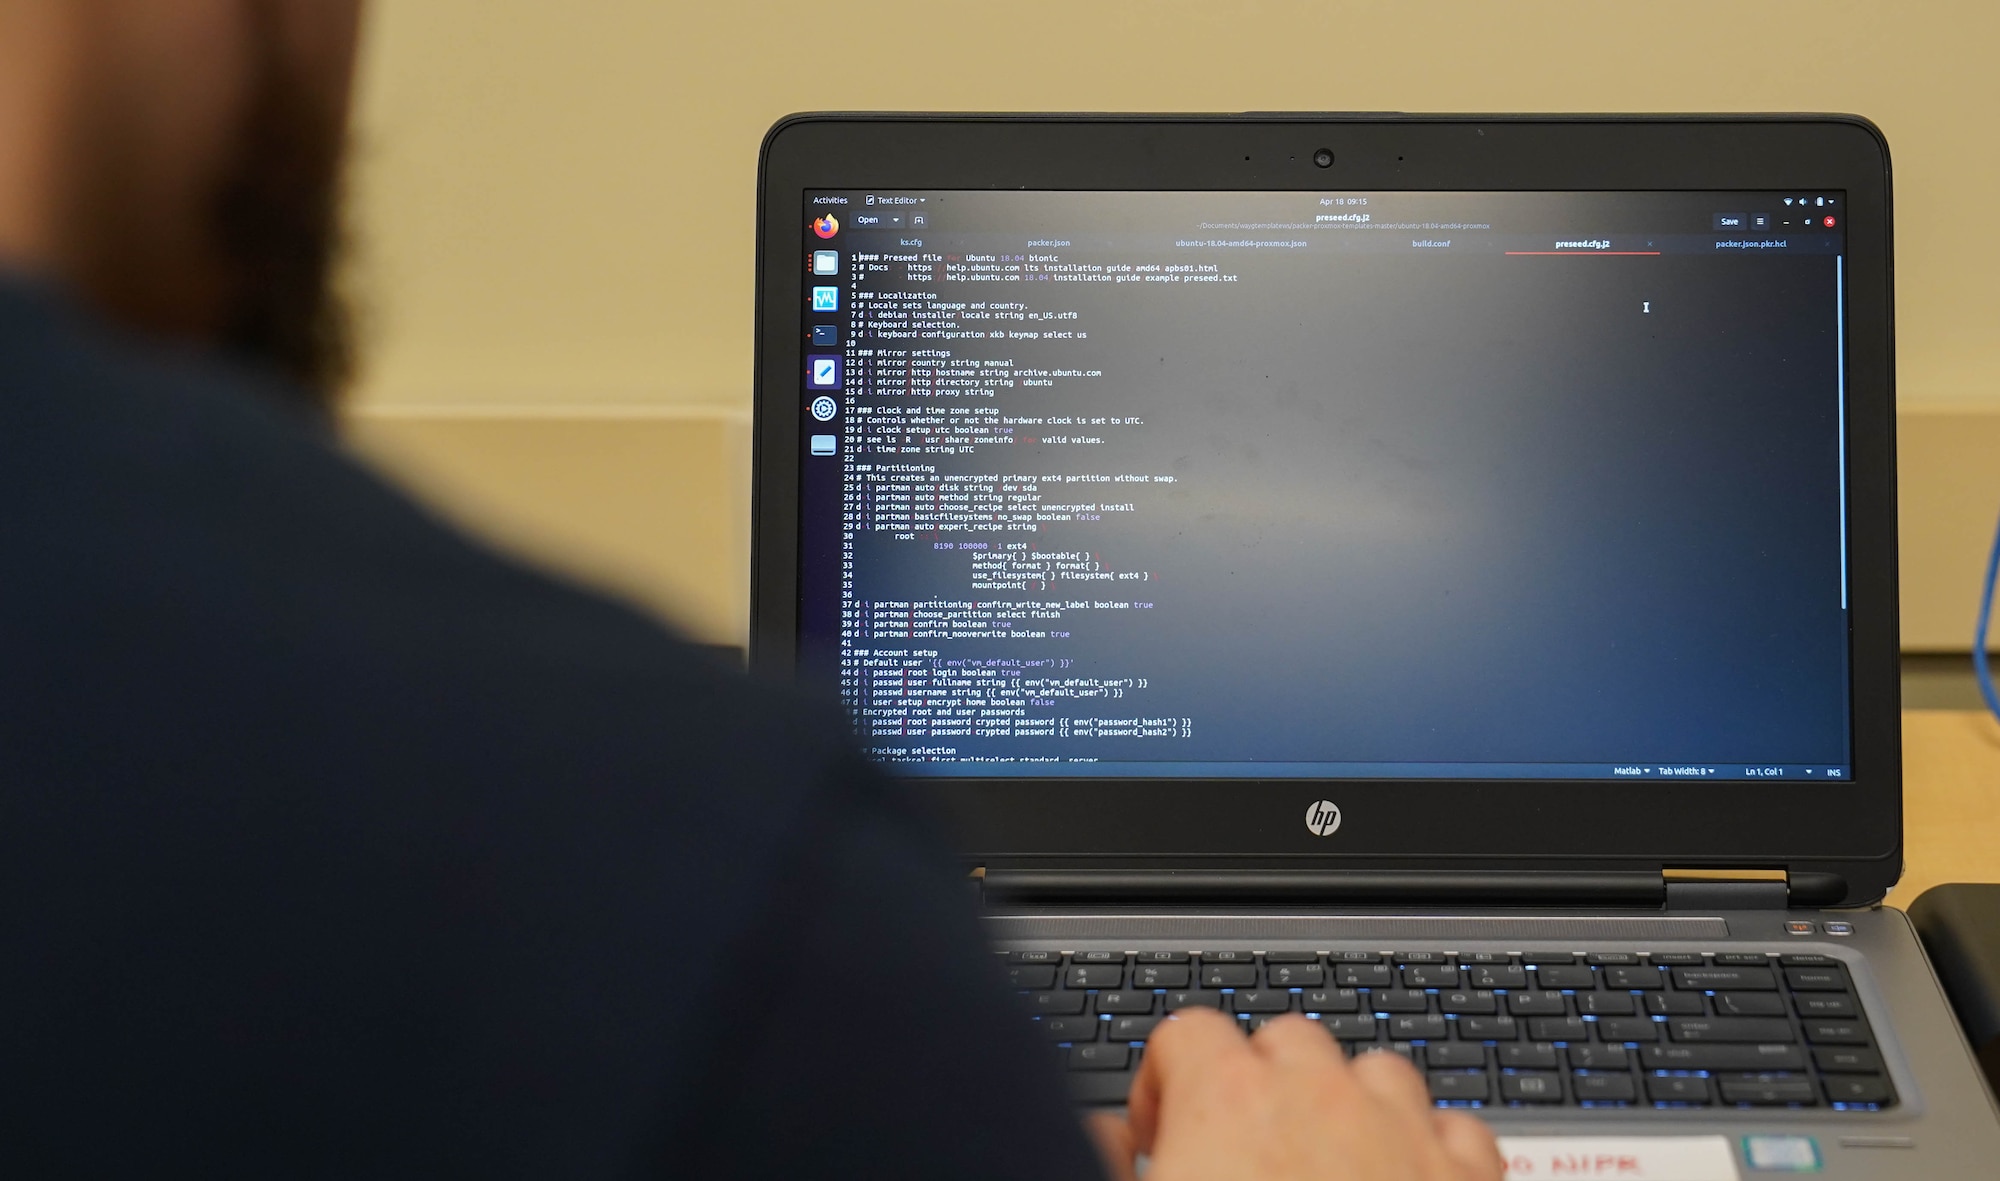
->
xmin=0 ymin=280 xmax=849 ymax=816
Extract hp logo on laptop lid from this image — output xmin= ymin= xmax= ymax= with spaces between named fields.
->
xmin=1304 ymin=801 xmax=1343 ymax=837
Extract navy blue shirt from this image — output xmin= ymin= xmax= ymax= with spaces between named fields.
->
xmin=0 ymin=276 xmax=1102 ymax=1178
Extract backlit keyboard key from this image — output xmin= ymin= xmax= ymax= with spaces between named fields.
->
xmin=1536 ymin=965 xmax=1596 ymax=989
xmin=1067 ymin=965 xmax=1123 ymax=988
xmin=1301 ymin=988 xmax=1361 ymax=1013
xmin=1427 ymin=1072 xmax=1489 ymax=1102
xmin=1713 ymin=992 xmax=1786 ymax=1017
xmin=1439 ymin=990 xmax=1498 ymax=1015
xmin=1038 ymin=1016 xmax=1098 ymax=1041
xmin=1094 ymin=991 xmax=1155 ymax=1014
xmin=1133 ymin=964 xmax=1190 ymax=988
xmin=1200 ymin=964 xmax=1257 ymax=988
xmin=1672 ymin=966 xmax=1777 ymax=991
xmin=1646 ymin=1075 xmax=1712 ymax=1104
xmin=1321 ymin=1014 xmax=1377 ymax=1040
xmin=1507 ymin=991 xmax=1568 ymax=1016
xmin=1068 ymin=1044 xmax=1130 ymax=1071
xmin=1668 ymin=1017 xmax=1796 ymax=1043
xmin=1812 ymin=1046 xmax=1882 ymax=1073
xmin=1500 ymin=1071 xmax=1562 ymax=1102
xmin=1388 ymin=1014 xmax=1447 ymax=1040
xmin=1603 ymin=965 xmax=1666 ymax=989
xmin=1572 ymin=1073 xmax=1636 ymax=1103
xmin=1794 ymin=994 xmax=1858 ymax=1018
xmin=1717 ymin=1075 xmax=1817 ymax=1105
xmin=1823 ymin=1076 xmax=1894 ymax=1105
xmin=1425 ymin=1042 xmax=1487 ymax=1068
xmin=1497 ymin=1042 xmax=1558 ymax=1069
xmin=1107 ymin=1016 xmax=1160 ymax=1042
xmin=1371 ymin=989 xmax=1431 ymax=1013
xmin=1229 ymin=990 xmax=1292 ymax=1014
xmin=1007 ymin=965 xmax=1057 ymax=989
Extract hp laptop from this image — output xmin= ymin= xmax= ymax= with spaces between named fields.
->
xmin=751 ymin=115 xmax=2000 ymax=1177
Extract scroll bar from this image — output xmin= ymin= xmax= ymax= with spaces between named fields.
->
xmin=1837 ymin=253 xmax=1847 ymax=610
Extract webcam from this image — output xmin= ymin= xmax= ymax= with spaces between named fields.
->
xmin=1312 ymin=148 xmax=1334 ymax=168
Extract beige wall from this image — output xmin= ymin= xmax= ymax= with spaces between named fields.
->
xmin=342 ymin=410 xmax=750 ymax=642
xmin=341 ymin=0 xmax=2000 ymax=645
xmin=1898 ymin=407 xmax=2000 ymax=651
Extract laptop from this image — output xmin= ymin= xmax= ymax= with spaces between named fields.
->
xmin=751 ymin=114 xmax=2000 ymax=1177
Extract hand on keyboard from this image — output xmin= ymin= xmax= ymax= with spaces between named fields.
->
xmin=1088 ymin=1009 xmax=1503 ymax=1181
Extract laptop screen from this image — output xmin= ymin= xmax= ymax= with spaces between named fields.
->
xmin=793 ymin=190 xmax=1851 ymax=784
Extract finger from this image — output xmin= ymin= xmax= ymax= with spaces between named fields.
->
xmin=1126 ymin=1008 xmax=1249 ymax=1155
xmin=1085 ymin=1112 xmax=1140 ymax=1181
xmin=1434 ymin=1109 xmax=1506 ymax=1180
xmin=1126 ymin=1008 xmax=1246 ymax=1148
xmin=1248 ymin=1012 xmax=1348 ymax=1074
xmin=1348 ymin=1050 xmax=1449 ymax=1165
xmin=1347 ymin=1046 xmax=1435 ymax=1118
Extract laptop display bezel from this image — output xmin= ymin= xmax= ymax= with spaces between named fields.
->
xmin=751 ymin=114 xmax=1900 ymax=905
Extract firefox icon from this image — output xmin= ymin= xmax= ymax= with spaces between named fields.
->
xmin=812 ymin=214 xmax=839 ymax=239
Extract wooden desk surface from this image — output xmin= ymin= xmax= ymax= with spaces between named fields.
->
xmin=1886 ymin=709 xmax=2000 ymax=909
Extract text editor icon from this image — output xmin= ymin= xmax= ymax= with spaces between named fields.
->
xmin=807 ymin=355 xmax=842 ymax=389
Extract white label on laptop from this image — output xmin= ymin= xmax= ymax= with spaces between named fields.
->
xmin=1497 ymin=1136 xmax=1739 ymax=1180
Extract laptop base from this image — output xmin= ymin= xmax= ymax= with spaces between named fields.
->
xmin=987 ymin=904 xmax=2000 ymax=1178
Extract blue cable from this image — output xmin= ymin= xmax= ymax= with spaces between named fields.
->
xmin=1977 ymin=505 xmax=2000 ymax=725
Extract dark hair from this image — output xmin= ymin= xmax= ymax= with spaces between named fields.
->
xmin=208 ymin=5 xmax=354 ymax=415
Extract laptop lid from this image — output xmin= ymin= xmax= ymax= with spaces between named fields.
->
xmin=751 ymin=115 xmax=1899 ymax=906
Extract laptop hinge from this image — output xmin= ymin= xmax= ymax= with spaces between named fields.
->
xmin=1662 ymin=868 xmax=1842 ymax=910
xmin=978 ymin=869 xmax=1663 ymax=907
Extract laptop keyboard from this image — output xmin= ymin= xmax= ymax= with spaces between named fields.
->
xmin=1006 ymin=949 xmax=1895 ymax=1111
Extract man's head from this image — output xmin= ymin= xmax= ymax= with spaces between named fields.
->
xmin=0 ymin=0 xmax=363 ymax=412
